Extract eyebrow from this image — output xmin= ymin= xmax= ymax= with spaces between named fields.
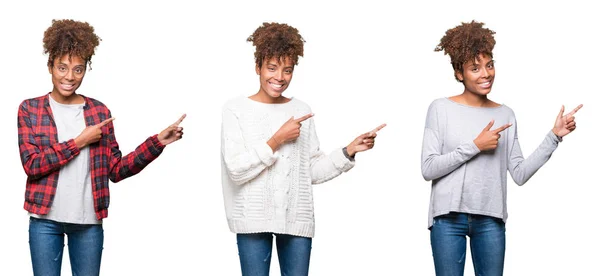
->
xmin=57 ymin=62 xmax=85 ymax=67
xmin=267 ymin=63 xmax=294 ymax=70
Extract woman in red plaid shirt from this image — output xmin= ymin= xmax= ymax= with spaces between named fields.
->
xmin=18 ymin=19 xmax=185 ymax=276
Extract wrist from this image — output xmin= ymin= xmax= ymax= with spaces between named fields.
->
xmin=272 ymin=134 xmax=283 ymax=146
xmin=157 ymin=136 xmax=167 ymax=147
xmin=551 ymin=128 xmax=561 ymax=137
xmin=74 ymin=137 xmax=86 ymax=149
xmin=473 ymin=139 xmax=483 ymax=151
xmin=268 ymin=136 xmax=281 ymax=152
xmin=345 ymin=146 xmax=356 ymax=158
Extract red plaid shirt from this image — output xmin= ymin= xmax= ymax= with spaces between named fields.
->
xmin=18 ymin=93 xmax=165 ymax=220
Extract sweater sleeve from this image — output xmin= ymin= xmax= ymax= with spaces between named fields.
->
xmin=221 ymin=106 xmax=277 ymax=185
xmin=507 ymin=122 xmax=560 ymax=186
xmin=308 ymin=118 xmax=355 ymax=185
xmin=421 ymin=101 xmax=481 ymax=181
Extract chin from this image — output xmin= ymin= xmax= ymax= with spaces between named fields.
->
xmin=58 ymin=90 xmax=77 ymax=97
xmin=268 ymin=91 xmax=284 ymax=98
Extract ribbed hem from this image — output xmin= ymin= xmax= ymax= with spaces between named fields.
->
xmin=228 ymin=219 xmax=315 ymax=238
xmin=330 ymin=147 xmax=355 ymax=172
xmin=429 ymin=208 xmax=506 ymax=229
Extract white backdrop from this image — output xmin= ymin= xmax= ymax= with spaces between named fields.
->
xmin=1 ymin=1 xmax=598 ymax=275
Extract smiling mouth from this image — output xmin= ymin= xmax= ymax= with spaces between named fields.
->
xmin=479 ymin=81 xmax=492 ymax=88
xmin=269 ymin=81 xmax=285 ymax=90
xmin=60 ymin=83 xmax=76 ymax=90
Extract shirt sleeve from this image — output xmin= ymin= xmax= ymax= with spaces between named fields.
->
xmin=107 ymin=111 xmax=165 ymax=183
xmin=507 ymin=122 xmax=560 ymax=185
xmin=421 ymin=101 xmax=481 ymax=181
xmin=221 ymin=107 xmax=277 ymax=185
xmin=18 ymin=100 xmax=80 ymax=179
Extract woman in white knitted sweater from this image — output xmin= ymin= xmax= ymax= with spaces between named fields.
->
xmin=220 ymin=22 xmax=385 ymax=276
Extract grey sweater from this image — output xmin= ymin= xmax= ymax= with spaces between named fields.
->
xmin=421 ymin=98 xmax=560 ymax=228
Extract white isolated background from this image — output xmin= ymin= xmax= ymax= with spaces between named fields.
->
xmin=0 ymin=0 xmax=597 ymax=275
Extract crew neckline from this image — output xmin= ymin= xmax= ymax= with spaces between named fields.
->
xmin=245 ymin=96 xmax=295 ymax=105
xmin=444 ymin=97 xmax=504 ymax=109
xmin=49 ymin=94 xmax=85 ymax=108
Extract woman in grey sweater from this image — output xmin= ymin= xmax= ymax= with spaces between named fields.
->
xmin=421 ymin=20 xmax=582 ymax=276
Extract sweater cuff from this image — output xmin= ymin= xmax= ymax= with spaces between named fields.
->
xmin=331 ymin=147 xmax=355 ymax=172
xmin=548 ymin=130 xmax=562 ymax=143
xmin=256 ymin=142 xmax=277 ymax=166
xmin=464 ymin=140 xmax=481 ymax=157
xmin=342 ymin=147 xmax=355 ymax=161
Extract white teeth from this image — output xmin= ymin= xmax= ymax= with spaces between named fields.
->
xmin=270 ymin=83 xmax=283 ymax=88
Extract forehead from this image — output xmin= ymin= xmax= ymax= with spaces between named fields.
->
xmin=54 ymin=54 xmax=86 ymax=66
xmin=466 ymin=53 xmax=493 ymax=66
xmin=263 ymin=56 xmax=294 ymax=67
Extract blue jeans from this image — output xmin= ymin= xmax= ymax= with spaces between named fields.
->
xmin=237 ymin=233 xmax=312 ymax=276
xmin=29 ymin=217 xmax=103 ymax=276
xmin=430 ymin=212 xmax=505 ymax=276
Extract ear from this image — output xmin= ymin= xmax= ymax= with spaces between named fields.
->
xmin=48 ymin=63 xmax=53 ymax=74
xmin=455 ymin=70 xmax=464 ymax=82
xmin=255 ymin=64 xmax=260 ymax=75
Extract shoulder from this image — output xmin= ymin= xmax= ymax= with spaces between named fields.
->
xmin=426 ymin=98 xmax=449 ymax=114
xmin=498 ymin=103 xmax=516 ymax=118
xmin=222 ymin=96 xmax=248 ymax=112
xmin=288 ymin=97 xmax=312 ymax=113
xmin=82 ymin=95 xmax=107 ymax=108
xmin=429 ymin=98 xmax=448 ymax=108
xmin=81 ymin=95 xmax=112 ymax=117
xmin=19 ymin=94 xmax=48 ymax=110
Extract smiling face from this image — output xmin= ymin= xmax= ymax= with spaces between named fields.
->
xmin=49 ymin=54 xmax=86 ymax=103
xmin=255 ymin=57 xmax=294 ymax=102
xmin=456 ymin=53 xmax=495 ymax=96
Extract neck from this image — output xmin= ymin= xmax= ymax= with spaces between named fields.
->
xmin=458 ymin=91 xmax=489 ymax=107
xmin=50 ymin=90 xmax=83 ymax=105
xmin=250 ymin=90 xmax=289 ymax=104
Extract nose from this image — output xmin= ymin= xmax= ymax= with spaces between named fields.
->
xmin=482 ymin=67 xmax=491 ymax=78
xmin=65 ymin=69 xmax=75 ymax=81
xmin=274 ymin=69 xmax=283 ymax=81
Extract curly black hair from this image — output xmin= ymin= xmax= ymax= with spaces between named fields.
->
xmin=43 ymin=19 xmax=101 ymax=68
xmin=247 ymin=22 xmax=305 ymax=68
xmin=435 ymin=20 xmax=496 ymax=81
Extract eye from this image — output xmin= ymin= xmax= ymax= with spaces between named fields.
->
xmin=471 ymin=67 xmax=479 ymax=72
xmin=268 ymin=67 xmax=276 ymax=72
xmin=487 ymin=63 xmax=494 ymax=69
xmin=58 ymin=66 xmax=67 ymax=72
xmin=75 ymin=68 xmax=84 ymax=74
xmin=285 ymin=69 xmax=293 ymax=74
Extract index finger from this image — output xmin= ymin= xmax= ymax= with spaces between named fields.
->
xmin=294 ymin=113 xmax=314 ymax=123
xmin=97 ymin=117 xmax=115 ymax=127
xmin=368 ymin=123 xmax=387 ymax=136
xmin=371 ymin=123 xmax=387 ymax=133
xmin=492 ymin=123 xmax=512 ymax=134
xmin=174 ymin=114 xmax=187 ymax=126
xmin=567 ymin=104 xmax=583 ymax=116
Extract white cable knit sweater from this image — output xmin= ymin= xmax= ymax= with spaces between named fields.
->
xmin=221 ymin=96 xmax=355 ymax=238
